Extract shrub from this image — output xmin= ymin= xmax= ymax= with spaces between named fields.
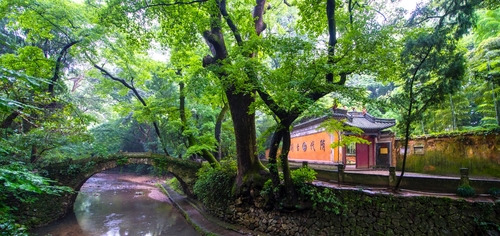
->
xmin=0 ymin=163 xmax=72 ymax=234
xmin=193 ymin=160 xmax=237 ymax=208
xmin=487 ymin=187 xmax=500 ymax=198
xmin=457 ymin=184 xmax=476 ymax=197
xmin=262 ymin=167 xmax=344 ymax=213
xmin=291 ymin=167 xmax=317 ymax=185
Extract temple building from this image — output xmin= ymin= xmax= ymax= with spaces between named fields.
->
xmin=288 ymin=108 xmax=396 ymax=169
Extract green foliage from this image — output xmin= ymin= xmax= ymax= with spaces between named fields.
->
xmin=413 ymin=127 xmax=500 ymax=139
xmin=457 ymin=184 xmax=476 ymax=198
xmin=166 ymin=177 xmax=184 ymax=194
xmin=318 ymin=118 xmax=371 ymax=149
xmin=291 ymin=168 xmax=344 ymax=214
xmin=116 ymin=157 xmax=128 ymax=166
xmin=296 ymin=185 xmax=345 ymax=214
xmin=0 ymin=163 xmax=72 ymax=235
xmin=474 ymin=8 xmax=500 ymax=42
xmin=262 ymin=167 xmax=344 ymax=213
xmin=193 ymin=160 xmax=237 ymax=208
xmin=291 ymin=167 xmax=317 ymax=185
xmin=487 ymin=187 xmax=500 ymax=197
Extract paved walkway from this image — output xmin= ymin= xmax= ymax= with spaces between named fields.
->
xmin=290 ymin=162 xmax=500 ymax=180
xmin=160 ymin=183 xmax=254 ymax=236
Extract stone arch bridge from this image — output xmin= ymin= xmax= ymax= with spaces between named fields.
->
xmin=30 ymin=152 xmax=202 ymax=226
xmin=39 ymin=152 xmax=201 ymax=194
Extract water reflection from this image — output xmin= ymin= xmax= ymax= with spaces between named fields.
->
xmin=33 ymin=171 xmax=199 ymax=236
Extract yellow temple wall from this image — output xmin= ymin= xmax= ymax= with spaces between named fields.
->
xmin=288 ymin=131 xmax=339 ymax=163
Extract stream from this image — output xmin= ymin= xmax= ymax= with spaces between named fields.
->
xmin=32 ymin=169 xmax=200 ymax=236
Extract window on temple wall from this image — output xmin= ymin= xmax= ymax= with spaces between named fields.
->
xmin=347 ymin=143 xmax=356 ymax=155
xmin=414 ymin=145 xmax=424 ymax=155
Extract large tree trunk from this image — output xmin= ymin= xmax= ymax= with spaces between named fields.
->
xmin=202 ymin=1 xmax=268 ymax=192
xmin=225 ymin=87 xmax=267 ymax=191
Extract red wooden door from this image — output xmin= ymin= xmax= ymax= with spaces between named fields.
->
xmin=356 ymin=143 xmax=369 ymax=168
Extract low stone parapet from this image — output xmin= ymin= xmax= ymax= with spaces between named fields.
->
xmin=206 ymin=186 xmax=500 ymax=235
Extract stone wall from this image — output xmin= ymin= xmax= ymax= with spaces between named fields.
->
xmin=395 ymin=132 xmax=500 ymax=161
xmin=393 ymin=131 xmax=500 ymax=178
xmin=206 ymin=186 xmax=499 ymax=235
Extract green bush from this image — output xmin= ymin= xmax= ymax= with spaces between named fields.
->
xmin=487 ymin=187 xmax=500 ymax=197
xmin=0 ymin=163 xmax=72 ymax=235
xmin=261 ymin=167 xmax=344 ymax=213
xmin=292 ymin=168 xmax=344 ymax=213
xmin=193 ymin=160 xmax=237 ymax=208
xmin=291 ymin=167 xmax=317 ymax=185
xmin=457 ymin=184 xmax=476 ymax=197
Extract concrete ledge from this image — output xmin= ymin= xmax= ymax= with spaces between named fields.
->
xmin=159 ymin=183 xmax=249 ymax=236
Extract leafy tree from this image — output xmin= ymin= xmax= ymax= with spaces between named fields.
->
xmin=96 ymin=0 xmax=273 ymax=190
xmin=393 ymin=0 xmax=481 ymax=190
xmin=0 ymin=0 xmax=96 ymax=163
xmin=468 ymin=8 xmax=500 ymax=126
xmin=259 ymin=0 xmax=401 ymax=205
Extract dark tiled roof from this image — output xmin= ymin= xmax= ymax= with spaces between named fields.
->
xmin=340 ymin=110 xmax=396 ymax=131
xmin=292 ymin=109 xmax=395 ymax=133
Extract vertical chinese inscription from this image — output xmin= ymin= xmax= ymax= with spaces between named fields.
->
xmin=310 ymin=141 xmax=316 ymax=151
xmin=320 ymin=139 xmax=326 ymax=151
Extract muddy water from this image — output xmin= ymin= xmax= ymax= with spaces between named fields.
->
xmin=33 ymin=170 xmax=200 ymax=236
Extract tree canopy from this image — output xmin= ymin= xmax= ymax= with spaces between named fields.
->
xmin=0 ymin=0 xmax=497 ymax=230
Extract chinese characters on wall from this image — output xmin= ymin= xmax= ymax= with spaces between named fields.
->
xmin=290 ymin=139 xmax=327 ymax=152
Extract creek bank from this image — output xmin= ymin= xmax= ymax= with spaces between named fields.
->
xmin=205 ymin=184 xmax=500 ymax=235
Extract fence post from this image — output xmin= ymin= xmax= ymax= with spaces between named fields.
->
xmin=337 ymin=164 xmax=345 ymax=186
xmin=302 ymin=161 xmax=308 ymax=168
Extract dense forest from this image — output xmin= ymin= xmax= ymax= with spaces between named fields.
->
xmin=0 ymin=0 xmax=498 ymax=234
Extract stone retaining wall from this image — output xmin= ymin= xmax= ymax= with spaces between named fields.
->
xmin=206 ymin=186 xmax=499 ymax=235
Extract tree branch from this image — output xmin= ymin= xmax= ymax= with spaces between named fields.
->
xmin=134 ymin=0 xmax=208 ymax=12
xmin=326 ymin=0 xmax=337 ymax=83
xmin=202 ymin=29 xmax=227 ymax=65
xmin=93 ymin=64 xmax=171 ymax=156
xmin=253 ymin=0 xmax=267 ymax=36
xmin=48 ymin=40 xmax=80 ymax=96
xmin=0 ymin=111 xmax=20 ymax=129
xmin=218 ymin=0 xmax=243 ymax=45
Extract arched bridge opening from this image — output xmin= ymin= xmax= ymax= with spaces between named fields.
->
xmin=34 ymin=152 xmax=201 ymax=225
xmin=39 ymin=152 xmax=201 ymax=193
